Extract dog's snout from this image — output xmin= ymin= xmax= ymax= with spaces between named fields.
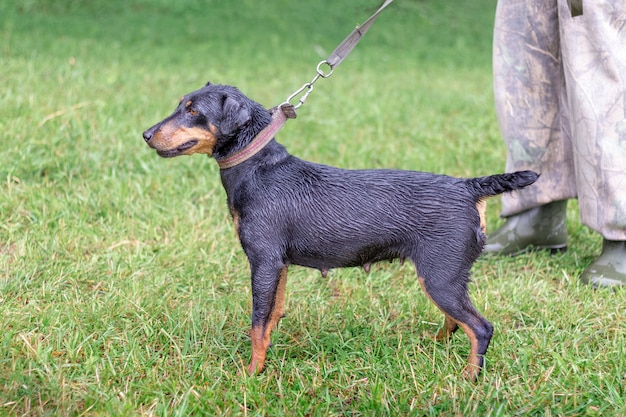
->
xmin=143 ymin=129 xmax=153 ymax=142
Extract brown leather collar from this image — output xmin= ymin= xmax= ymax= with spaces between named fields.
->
xmin=216 ymin=104 xmax=296 ymax=170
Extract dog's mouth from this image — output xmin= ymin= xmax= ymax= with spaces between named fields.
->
xmin=156 ymin=140 xmax=198 ymax=158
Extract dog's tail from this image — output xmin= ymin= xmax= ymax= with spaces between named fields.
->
xmin=469 ymin=170 xmax=539 ymax=198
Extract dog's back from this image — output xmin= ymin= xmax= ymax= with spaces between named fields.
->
xmin=234 ymin=156 xmax=537 ymax=273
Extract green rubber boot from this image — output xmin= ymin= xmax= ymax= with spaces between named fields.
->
xmin=484 ymin=200 xmax=568 ymax=256
xmin=580 ymin=240 xmax=626 ymax=288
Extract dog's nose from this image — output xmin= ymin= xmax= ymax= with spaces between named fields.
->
xmin=142 ymin=129 xmax=153 ymax=142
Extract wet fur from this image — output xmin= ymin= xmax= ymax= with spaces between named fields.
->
xmin=143 ymin=83 xmax=539 ymax=380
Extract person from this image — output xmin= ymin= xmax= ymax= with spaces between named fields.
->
xmin=484 ymin=0 xmax=626 ymax=287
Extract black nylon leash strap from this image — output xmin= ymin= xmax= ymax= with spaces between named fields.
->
xmin=326 ymin=0 xmax=394 ymax=69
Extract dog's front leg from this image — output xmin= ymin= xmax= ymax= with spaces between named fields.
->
xmin=247 ymin=262 xmax=288 ymax=376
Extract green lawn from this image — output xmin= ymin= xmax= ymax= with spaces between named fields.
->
xmin=1 ymin=0 xmax=624 ymax=415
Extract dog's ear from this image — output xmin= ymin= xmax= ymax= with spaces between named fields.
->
xmin=220 ymin=96 xmax=251 ymax=136
xmin=205 ymin=81 xmax=212 ymax=86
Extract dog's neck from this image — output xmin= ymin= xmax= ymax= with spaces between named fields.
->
xmin=216 ymin=105 xmax=296 ymax=170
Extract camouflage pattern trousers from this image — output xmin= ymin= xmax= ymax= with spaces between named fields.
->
xmin=493 ymin=0 xmax=626 ymax=240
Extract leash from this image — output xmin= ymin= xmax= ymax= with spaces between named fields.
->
xmin=217 ymin=0 xmax=394 ymax=169
xmin=283 ymin=0 xmax=395 ymax=110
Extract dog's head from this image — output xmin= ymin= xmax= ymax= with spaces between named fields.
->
xmin=142 ymin=83 xmax=270 ymax=159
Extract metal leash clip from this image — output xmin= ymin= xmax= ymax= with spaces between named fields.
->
xmin=284 ymin=60 xmax=334 ymax=109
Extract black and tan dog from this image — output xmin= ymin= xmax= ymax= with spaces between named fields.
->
xmin=143 ymin=83 xmax=538 ymax=380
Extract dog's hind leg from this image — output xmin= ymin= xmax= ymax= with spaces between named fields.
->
xmin=434 ymin=313 xmax=459 ymax=341
xmin=417 ymin=271 xmax=493 ymax=381
xmin=247 ymin=262 xmax=288 ymax=376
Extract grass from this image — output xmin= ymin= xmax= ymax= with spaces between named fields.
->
xmin=1 ymin=0 xmax=625 ymax=415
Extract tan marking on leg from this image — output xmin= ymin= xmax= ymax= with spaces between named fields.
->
xmin=248 ymin=325 xmax=266 ymax=376
xmin=247 ymin=266 xmax=288 ymax=376
xmin=476 ymin=198 xmax=487 ymax=234
xmin=456 ymin=322 xmax=481 ymax=381
xmin=267 ymin=266 xmax=288 ymax=331
xmin=419 ymin=277 xmax=480 ymax=379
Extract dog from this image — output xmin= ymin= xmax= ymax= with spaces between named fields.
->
xmin=143 ymin=82 xmax=538 ymax=380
